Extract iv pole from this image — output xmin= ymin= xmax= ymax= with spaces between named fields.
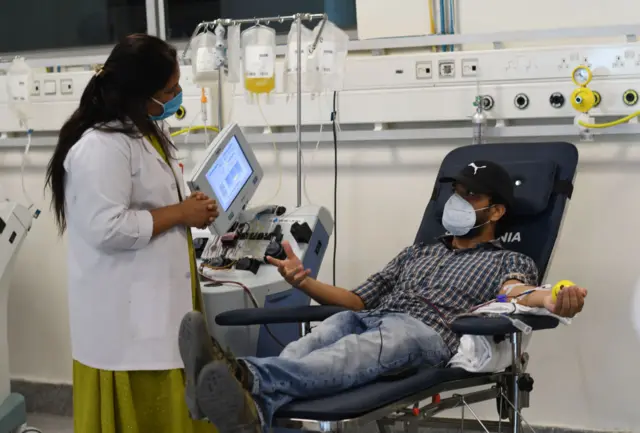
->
xmin=183 ymin=13 xmax=328 ymax=208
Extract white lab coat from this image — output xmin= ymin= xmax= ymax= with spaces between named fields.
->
xmin=64 ymin=123 xmax=193 ymax=371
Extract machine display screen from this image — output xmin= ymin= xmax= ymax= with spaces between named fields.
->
xmin=205 ymin=136 xmax=254 ymax=211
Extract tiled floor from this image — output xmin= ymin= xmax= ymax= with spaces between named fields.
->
xmin=25 ymin=414 xmax=73 ymax=433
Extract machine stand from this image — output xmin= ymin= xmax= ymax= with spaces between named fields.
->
xmin=510 ymin=332 xmax=523 ymax=433
xmin=0 ymin=393 xmax=26 ymax=433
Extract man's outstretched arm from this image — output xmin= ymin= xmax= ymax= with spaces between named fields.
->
xmin=496 ymin=253 xmax=586 ymax=318
xmin=266 ymin=241 xmax=365 ymax=310
xmin=298 ymin=279 xmax=365 ymax=310
xmin=500 ymin=279 xmax=587 ymax=317
xmin=267 ymin=241 xmax=410 ymax=312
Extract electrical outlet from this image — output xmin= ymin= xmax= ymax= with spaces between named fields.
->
xmin=415 ymin=61 xmax=432 ymax=79
xmin=462 ymin=59 xmax=479 ymax=77
xmin=60 ymin=79 xmax=73 ymax=95
xmin=439 ymin=60 xmax=455 ymax=78
xmin=44 ymin=80 xmax=56 ymax=95
xmin=31 ymin=80 xmax=40 ymax=96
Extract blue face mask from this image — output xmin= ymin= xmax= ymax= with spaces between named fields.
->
xmin=150 ymin=91 xmax=183 ymax=121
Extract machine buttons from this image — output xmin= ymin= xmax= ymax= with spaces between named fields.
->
xmin=270 ymin=225 xmax=284 ymax=243
xmin=236 ymin=257 xmax=261 ymax=274
xmin=220 ymin=232 xmax=238 ymax=247
xmin=0 ymin=217 xmax=5 ymax=234
xmin=290 ymin=222 xmax=312 ymax=244
xmin=8 ymin=231 xmax=16 ymax=244
xmin=264 ymin=240 xmax=287 ymax=261
xmin=193 ymin=237 xmax=208 ymax=258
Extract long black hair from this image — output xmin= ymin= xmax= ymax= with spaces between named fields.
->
xmin=45 ymin=34 xmax=178 ymax=234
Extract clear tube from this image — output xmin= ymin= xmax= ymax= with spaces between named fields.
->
xmin=21 ymin=130 xmax=35 ymax=211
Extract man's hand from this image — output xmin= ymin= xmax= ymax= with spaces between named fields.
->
xmin=266 ymin=241 xmax=311 ymax=288
xmin=543 ymin=285 xmax=587 ymax=317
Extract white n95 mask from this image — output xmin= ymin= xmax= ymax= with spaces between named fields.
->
xmin=442 ymin=193 xmax=491 ymax=236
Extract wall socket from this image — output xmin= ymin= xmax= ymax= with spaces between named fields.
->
xmin=60 ymin=79 xmax=74 ymax=95
xmin=31 ymin=80 xmax=40 ymax=96
xmin=462 ymin=58 xmax=479 ymax=77
xmin=439 ymin=60 xmax=455 ymax=78
xmin=415 ymin=61 xmax=433 ymax=79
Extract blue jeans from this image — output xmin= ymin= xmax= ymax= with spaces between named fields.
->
xmin=241 ymin=310 xmax=451 ymax=426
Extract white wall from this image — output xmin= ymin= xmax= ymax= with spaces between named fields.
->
xmin=3 ymin=1 xmax=640 ymax=431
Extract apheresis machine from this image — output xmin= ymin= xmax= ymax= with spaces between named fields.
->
xmin=0 ymin=202 xmax=34 ymax=433
xmin=187 ymin=123 xmax=333 ymax=358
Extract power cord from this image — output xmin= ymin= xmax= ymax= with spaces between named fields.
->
xmin=332 ymin=91 xmax=339 ymax=286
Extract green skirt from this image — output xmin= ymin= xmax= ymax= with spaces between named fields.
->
xmin=73 ymin=360 xmax=218 ymax=433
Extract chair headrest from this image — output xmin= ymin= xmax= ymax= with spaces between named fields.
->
xmin=414 ymin=142 xmax=578 ymax=280
xmin=492 ymin=160 xmax=557 ymax=217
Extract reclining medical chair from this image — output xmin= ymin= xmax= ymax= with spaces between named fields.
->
xmin=216 ymin=141 xmax=579 ymax=433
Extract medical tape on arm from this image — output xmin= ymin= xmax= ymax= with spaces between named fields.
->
xmin=505 ymin=283 xmax=553 ymax=304
xmin=503 ymin=283 xmax=526 ymax=295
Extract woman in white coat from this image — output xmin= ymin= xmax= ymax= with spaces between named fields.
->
xmin=45 ymin=34 xmax=219 ymax=433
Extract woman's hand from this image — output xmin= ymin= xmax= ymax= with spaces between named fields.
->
xmin=179 ymin=192 xmax=219 ymax=228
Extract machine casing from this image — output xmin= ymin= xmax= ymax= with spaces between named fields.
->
xmin=193 ymin=204 xmax=333 ymax=358
xmin=0 ymin=202 xmax=32 ymax=433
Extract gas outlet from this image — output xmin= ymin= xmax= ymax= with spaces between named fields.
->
xmin=514 ymin=93 xmax=529 ymax=110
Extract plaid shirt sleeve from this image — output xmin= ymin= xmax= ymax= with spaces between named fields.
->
xmin=353 ymin=246 xmax=412 ymax=309
xmin=497 ymin=252 xmax=539 ymax=292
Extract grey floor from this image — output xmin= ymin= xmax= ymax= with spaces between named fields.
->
xmin=25 ymin=414 xmax=72 ymax=433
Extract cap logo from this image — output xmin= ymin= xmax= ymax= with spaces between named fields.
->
xmin=468 ymin=162 xmax=487 ymax=175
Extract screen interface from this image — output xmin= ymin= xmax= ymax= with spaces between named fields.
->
xmin=205 ymin=135 xmax=253 ymax=211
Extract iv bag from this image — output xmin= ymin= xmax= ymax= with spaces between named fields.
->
xmin=6 ymin=57 xmax=33 ymax=127
xmin=242 ymin=25 xmax=276 ymax=96
xmin=283 ymin=22 xmax=315 ymax=95
xmin=227 ymin=24 xmax=241 ymax=84
xmin=311 ymin=20 xmax=349 ymax=93
xmin=190 ymin=28 xmax=219 ymax=86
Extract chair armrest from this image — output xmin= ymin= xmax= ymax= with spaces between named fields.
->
xmin=450 ymin=314 xmax=559 ymax=336
xmin=215 ymin=306 xmax=348 ymax=326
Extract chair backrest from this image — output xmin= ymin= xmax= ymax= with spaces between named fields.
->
xmin=414 ymin=142 xmax=578 ymax=281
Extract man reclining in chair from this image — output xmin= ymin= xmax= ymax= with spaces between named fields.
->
xmin=179 ymin=160 xmax=587 ymax=433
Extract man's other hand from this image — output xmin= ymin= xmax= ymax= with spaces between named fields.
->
xmin=543 ymin=285 xmax=587 ymax=317
xmin=266 ymin=241 xmax=311 ymax=288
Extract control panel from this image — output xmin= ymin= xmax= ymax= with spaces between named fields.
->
xmin=197 ymin=205 xmax=315 ymax=275
xmin=193 ymin=204 xmax=333 ymax=358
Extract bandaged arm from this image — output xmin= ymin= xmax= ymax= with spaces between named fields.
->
xmin=497 ymin=254 xmax=587 ymax=314
xmin=496 ymin=253 xmax=544 ymax=307
xmin=500 ymin=280 xmax=549 ymax=308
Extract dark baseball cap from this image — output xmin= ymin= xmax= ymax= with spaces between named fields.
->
xmin=439 ymin=160 xmax=515 ymax=208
